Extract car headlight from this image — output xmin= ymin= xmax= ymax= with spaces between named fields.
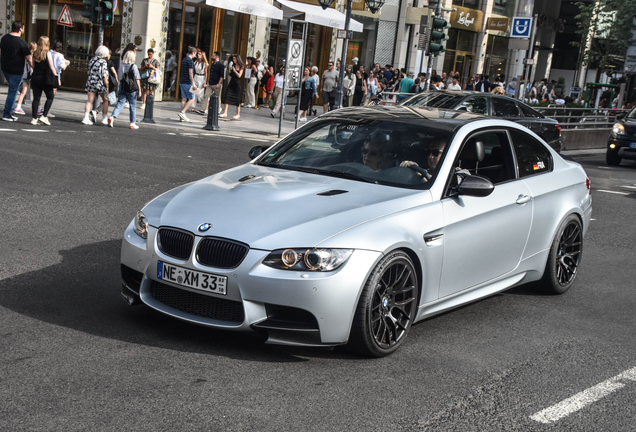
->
xmin=612 ymin=123 xmax=625 ymax=135
xmin=263 ymin=248 xmax=353 ymax=272
xmin=134 ymin=210 xmax=148 ymax=239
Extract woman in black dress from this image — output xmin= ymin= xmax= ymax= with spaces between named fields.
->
xmin=352 ymin=69 xmax=367 ymax=106
xmin=30 ymin=36 xmax=58 ymax=126
xmin=220 ymin=54 xmax=244 ymax=120
xmin=298 ymin=67 xmax=316 ymax=121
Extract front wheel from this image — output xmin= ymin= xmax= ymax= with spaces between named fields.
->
xmin=539 ymin=215 xmax=583 ymax=295
xmin=606 ymin=150 xmax=622 ymax=166
xmin=348 ymin=251 xmax=419 ymax=357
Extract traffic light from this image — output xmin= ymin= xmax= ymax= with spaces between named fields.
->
xmin=82 ymin=0 xmax=99 ymax=24
xmin=428 ymin=17 xmax=450 ymax=57
xmin=100 ymin=1 xmax=114 ymax=26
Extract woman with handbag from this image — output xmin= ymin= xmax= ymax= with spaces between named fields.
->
xmin=29 ymin=36 xmax=58 ymax=126
xmin=108 ymin=49 xmax=141 ymax=129
xmin=82 ymin=45 xmax=110 ymax=125
xmin=139 ymin=48 xmax=160 ymax=111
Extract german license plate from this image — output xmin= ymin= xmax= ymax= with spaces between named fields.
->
xmin=157 ymin=261 xmax=227 ymax=295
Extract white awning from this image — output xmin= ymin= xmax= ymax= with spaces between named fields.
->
xmin=205 ymin=0 xmax=283 ymax=20
xmin=277 ymin=0 xmax=364 ymax=33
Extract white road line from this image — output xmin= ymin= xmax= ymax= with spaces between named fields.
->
xmin=590 ymin=218 xmax=597 ymax=221
xmin=621 ymin=185 xmax=636 ymax=189
xmin=597 ymin=190 xmax=629 ymax=195
xmin=530 ymin=367 xmax=636 ymax=424
xmin=597 ymin=166 xmax=611 ymax=169
xmin=0 ymin=129 xmax=16 ymax=131
xmin=21 ymin=129 xmax=48 ymax=132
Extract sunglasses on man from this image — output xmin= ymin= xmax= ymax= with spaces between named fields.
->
xmin=428 ymin=149 xmax=443 ymax=157
xmin=362 ymin=148 xmax=381 ymax=157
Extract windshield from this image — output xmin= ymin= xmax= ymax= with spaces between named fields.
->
xmin=257 ymin=119 xmax=454 ymax=189
xmin=400 ymin=92 xmax=464 ymax=109
xmin=627 ymin=107 xmax=636 ymax=119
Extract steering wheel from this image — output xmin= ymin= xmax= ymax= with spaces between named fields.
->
xmin=405 ymin=164 xmax=431 ymax=180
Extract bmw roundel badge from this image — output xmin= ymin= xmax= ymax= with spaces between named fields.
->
xmin=198 ymin=223 xmax=212 ymax=232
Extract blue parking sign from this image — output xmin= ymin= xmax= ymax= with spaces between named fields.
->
xmin=511 ymin=17 xmax=533 ymax=38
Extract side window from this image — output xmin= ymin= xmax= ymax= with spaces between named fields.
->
xmin=492 ymin=97 xmax=521 ymax=117
xmin=518 ymin=103 xmax=542 ymax=118
xmin=448 ymin=131 xmax=517 ymax=190
xmin=458 ymin=97 xmax=488 ymax=115
xmin=509 ymin=129 xmax=553 ymax=177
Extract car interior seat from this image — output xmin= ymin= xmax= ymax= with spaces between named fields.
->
xmin=457 ymin=139 xmax=485 ymax=174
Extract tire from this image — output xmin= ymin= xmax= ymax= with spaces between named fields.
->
xmin=539 ymin=215 xmax=583 ymax=295
xmin=348 ymin=251 xmax=419 ymax=357
xmin=606 ymin=150 xmax=622 ymax=166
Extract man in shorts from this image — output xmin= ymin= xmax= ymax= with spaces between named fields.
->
xmin=320 ymin=61 xmax=338 ymax=113
xmin=178 ymin=46 xmax=197 ymax=122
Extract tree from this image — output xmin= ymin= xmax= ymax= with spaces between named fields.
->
xmin=572 ymin=0 xmax=636 ymax=75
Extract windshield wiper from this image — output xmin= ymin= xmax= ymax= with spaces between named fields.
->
xmin=313 ymin=169 xmax=376 ymax=184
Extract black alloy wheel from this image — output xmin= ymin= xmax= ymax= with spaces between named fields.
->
xmin=540 ymin=215 xmax=583 ymax=294
xmin=348 ymin=251 xmax=419 ymax=357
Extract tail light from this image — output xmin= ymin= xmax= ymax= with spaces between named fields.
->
xmin=586 ymin=177 xmax=591 ymax=195
xmin=556 ymin=125 xmax=562 ymax=134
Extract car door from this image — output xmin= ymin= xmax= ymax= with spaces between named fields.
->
xmin=439 ymin=129 xmax=533 ymax=298
xmin=492 ymin=97 xmax=522 ymax=122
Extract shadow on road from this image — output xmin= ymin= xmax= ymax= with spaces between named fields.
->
xmin=0 ymin=240 xmax=359 ymax=362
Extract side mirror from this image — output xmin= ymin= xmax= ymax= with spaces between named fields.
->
xmin=616 ymin=113 xmax=625 ymax=120
xmin=457 ymin=175 xmax=494 ymax=197
xmin=248 ymin=145 xmax=269 ymax=160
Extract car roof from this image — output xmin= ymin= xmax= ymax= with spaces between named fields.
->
xmin=321 ymin=106 xmax=489 ymax=134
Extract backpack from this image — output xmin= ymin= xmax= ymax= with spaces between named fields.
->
xmin=122 ymin=65 xmax=139 ymax=93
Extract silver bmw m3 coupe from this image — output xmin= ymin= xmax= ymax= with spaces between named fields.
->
xmin=120 ymin=107 xmax=592 ymax=357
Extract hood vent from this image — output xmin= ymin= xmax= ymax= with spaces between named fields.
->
xmin=238 ymin=174 xmax=256 ymax=182
xmin=317 ymin=189 xmax=349 ymax=196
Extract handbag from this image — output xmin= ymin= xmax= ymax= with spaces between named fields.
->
xmin=148 ymin=69 xmax=162 ymax=85
xmin=141 ymin=70 xmax=150 ymax=79
xmin=269 ymin=98 xmax=275 ymax=109
xmin=45 ymin=63 xmax=60 ymax=88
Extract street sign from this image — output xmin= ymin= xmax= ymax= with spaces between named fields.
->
xmin=511 ymin=17 xmax=532 ymax=38
xmin=57 ymin=4 xmax=74 ymax=27
xmin=523 ymin=58 xmax=535 ymax=65
xmin=337 ymin=30 xmax=353 ymax=39
xmin=286 ymin=38 xmax=304 ymax=89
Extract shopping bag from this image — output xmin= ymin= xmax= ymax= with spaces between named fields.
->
xmin=148 ymin=69 xmax=163 ymax=85
xmin=108 ymin=91 xmax=117 ymax=105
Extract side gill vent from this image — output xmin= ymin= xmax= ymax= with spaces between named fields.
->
xmin=238 ymin=175 xmax=256 ymax=182
xmin=317 ymin=190 xmax=349 ymax=196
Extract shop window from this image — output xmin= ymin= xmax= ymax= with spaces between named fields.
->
xmin=452 ymin=0 xmax=480 ymax=10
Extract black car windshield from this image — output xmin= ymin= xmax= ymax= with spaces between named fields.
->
xmin=399 ymin=92 xmax=464 ymax=109
xmin=626 ymin=107 xmax=636 ymax=119
xmin=256 ymin=119 xmax=454 ymax=190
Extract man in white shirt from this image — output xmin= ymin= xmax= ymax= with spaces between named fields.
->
xmin=447 ymin=76 xmax=462 ymax=91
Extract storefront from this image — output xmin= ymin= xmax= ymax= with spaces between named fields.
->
xmin=12 ymin=0 xmax=123 ymax=91
xmin=483 ymin=15 xmax=510 ymax=81
xmin=443 ymin=5 xmax=482 ymax=86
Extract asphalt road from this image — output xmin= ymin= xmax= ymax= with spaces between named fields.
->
xmin=1 ymin=117 xmax=635 ymax=431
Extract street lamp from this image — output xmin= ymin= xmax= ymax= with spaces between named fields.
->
xmin=333 ymin=0 xmax=384 ymax=110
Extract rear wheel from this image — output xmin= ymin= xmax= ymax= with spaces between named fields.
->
xmin=348 ymin=251 xmax=419 ymax=357
xmin=606 ymin=150 xmax=622 ymax=166
xmin=540 ymin=215 xmax=583 ymax=295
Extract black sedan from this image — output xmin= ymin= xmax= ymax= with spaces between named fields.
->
xmin=399 ymin=91 xmax=562 ymax=152
xmin=607 ymin=107 xmax=636 ymax=166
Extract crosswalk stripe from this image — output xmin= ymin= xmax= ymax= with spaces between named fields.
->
xmin=21 ymin=129 xmax=48 ymax=132
xmin=0 ymin=129 xmax=16 ymax=131
xmin=597 ymin=190 xmax=629 ymax=195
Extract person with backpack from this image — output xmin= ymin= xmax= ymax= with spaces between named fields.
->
xmin=108 ymin=49 xmax=141 ymax=129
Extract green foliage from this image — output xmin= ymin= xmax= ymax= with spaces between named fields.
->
xmin=572 ymin=0 xmax=636 ymax=72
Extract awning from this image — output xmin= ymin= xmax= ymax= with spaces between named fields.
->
xmin=205 ymin=0 xmax=283 ymax=20
xmin=277 ymin=0 xmax=364 ymax=33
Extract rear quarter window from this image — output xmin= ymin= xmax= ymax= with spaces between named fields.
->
xmin=509 ymin=129 xmax=552 ymax=177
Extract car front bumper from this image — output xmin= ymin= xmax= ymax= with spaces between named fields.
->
xmin=121 ymin=222 xmax=382 ymax=346
xmin=607 ymin=136 xmax=636 ymax=160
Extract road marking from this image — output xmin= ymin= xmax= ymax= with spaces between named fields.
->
xmin=597 ymin=166 xmax=611 ymax=169
xmin=167 ymin=132 xmax=176 ymax=135
xmin=180 ymin=133 xmax=200 ymax=136
xmin=621 ymin=185 xmax=636 ymax=189
xmin=531 ymin=367 xmax=636 ymax=424
xmin=590 ymin=218 xmax=596 ymax=221
xmin=597 ymin=190 xmax=629 ymax=195
xmin=55 ymin=130 xmax=77 ymax=133
xmin=21 ymin=129 xmax=48 ymax=132
xmin=0 ymin=128 xmax=16 ymax=131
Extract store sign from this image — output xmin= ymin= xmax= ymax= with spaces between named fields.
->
xmin=450 ymin=6 xmax=483 ymax=33
xmin=486 ymin=17 xmax=509 ymax=32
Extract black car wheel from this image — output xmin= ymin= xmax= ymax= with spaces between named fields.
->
xmin=348 ymin=251 xmax=419 ymax=357
xmin=540 ymin=215 xmax=583 ymax=295
xmin=606 ymin=149 xmax=622 ymax=166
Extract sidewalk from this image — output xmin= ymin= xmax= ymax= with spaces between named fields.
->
xmin=0 ymin=86 xmax=303 ymax=142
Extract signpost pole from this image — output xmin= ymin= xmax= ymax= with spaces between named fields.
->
xmin=523 ymin=14 xmax=537 ymax=93
xmin=294 ymin=21 xmax=308 ymax=130
xmin=278 ymin=21 xmax=290 ymax=138
xmin=333 ymin=0 xmax=353 ymax=110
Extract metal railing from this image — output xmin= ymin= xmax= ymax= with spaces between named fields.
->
xmin=536 ymin=107 xmax=631 ymax=130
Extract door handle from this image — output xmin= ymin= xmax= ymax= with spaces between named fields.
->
xmin=516 ymin=194 xmax=532 ymax=205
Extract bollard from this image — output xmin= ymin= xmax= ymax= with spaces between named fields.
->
xmin=141 ymin=92 xmax=156 ymax=123
xmin=203 ymin=92 xmax=220 ymax=131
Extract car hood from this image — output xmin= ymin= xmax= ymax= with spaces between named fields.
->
xmin=143 ymin=164 xmax=431 ymax=250
xmin=622 ymin=118 xmax=636 ymax=134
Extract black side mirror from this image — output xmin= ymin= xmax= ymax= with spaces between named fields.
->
xmin=457 ymin=175 xmax=494 ymax=197
xmin=249 ymin=145 xmax=269 ymax=160
xmin=616 ymin=113 xmax=625 ymax=120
